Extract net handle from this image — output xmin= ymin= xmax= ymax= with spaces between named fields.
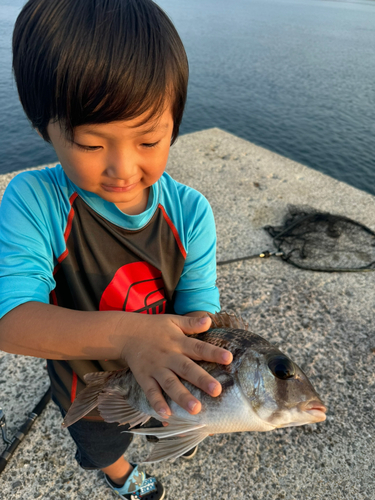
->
xmin=217 ymin=251 xmax=283 ymax=266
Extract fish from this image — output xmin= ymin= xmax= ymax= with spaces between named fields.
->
xmin=62 ymin=312 xmax=327 ymax=462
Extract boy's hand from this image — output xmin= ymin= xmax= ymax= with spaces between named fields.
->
xmin=117 ymin=313 xmax=232 ymax=418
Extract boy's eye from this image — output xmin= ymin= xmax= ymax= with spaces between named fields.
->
xmin=141 ymin=141 xmax=159 ymax=148
xmin=75 ymin=143 xmax=101 ymax=151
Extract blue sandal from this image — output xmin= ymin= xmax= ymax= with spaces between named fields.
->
xmin=105 ymin=464 xmax=165 ymax=500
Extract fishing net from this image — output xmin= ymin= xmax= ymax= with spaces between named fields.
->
xmin=218 ymin=206 xmax=375 ymax=272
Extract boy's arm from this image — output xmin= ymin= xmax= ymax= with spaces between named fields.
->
xmin=0 ymin=302 xmax=232 ymax=417
xmin=173 ymin=186 xmax=220 ymax=316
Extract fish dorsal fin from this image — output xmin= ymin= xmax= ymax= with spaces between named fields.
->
xmin=97 ymin=390 xmax=151 ymax=428
xmin=208 ymin=311 xmax=249 ymax=330
xmin=143 ymin=430 xmax=210 ymax=463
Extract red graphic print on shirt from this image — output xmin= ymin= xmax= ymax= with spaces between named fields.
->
xmin=99 ymin=261 xmax=166 ymax=314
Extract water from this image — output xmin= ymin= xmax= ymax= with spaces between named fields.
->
xmin=1 ymin=0 xmax=375 ymax=195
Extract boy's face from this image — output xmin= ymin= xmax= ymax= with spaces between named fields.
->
xmin=47 ymin=105 xmax=174 ymax=215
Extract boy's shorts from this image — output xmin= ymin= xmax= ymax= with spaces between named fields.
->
xmin=54 ymin=398 xmax=134 ymax=470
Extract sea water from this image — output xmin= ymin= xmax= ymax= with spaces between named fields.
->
xmin=1 ymin=0 xmax=375 ymax=195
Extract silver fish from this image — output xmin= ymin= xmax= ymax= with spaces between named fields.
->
xmin=62 ymin=312 xmax=327 ymax=462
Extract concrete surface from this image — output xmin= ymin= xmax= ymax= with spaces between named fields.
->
xmin=0 ymin=128 xmax=374 ymax=499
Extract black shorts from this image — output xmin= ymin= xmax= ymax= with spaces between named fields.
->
xmin=54 ymin=397 xmax=134 ymax=470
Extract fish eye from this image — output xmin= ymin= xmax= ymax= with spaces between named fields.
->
xmin=268 ymin=355 xmax=295 ymax=380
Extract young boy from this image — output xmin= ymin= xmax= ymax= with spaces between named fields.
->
xmin=0 ymin=0 xmax=233 ymax=498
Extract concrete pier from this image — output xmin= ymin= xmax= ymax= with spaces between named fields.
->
xmin=0 ymin=128 xmax=374 ymax=499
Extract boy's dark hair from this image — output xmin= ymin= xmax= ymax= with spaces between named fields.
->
xmin=12 ymin=0 xmax=188 ymax=144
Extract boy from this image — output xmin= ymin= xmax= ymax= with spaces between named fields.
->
xmin=0 ymin=0 xmax=232 ymax=499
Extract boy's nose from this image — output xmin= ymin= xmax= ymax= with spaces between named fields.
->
xmin=105 ymin=151 xmax=139 ymax=180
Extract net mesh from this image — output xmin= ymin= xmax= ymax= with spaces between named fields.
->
xmin=264 ymin=206 xmax=375 ymax=272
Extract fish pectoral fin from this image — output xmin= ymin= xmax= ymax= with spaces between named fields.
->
xmin=97 ymin=390 xmax=151 ymax=428
xmin=128 ymin=413 xmax=206 ymax=438
xmin=143 ymin=430 xmax=210 ymax=463
xmin=129 ymin=422 xmax=206 ymax=439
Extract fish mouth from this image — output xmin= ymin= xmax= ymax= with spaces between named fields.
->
xmin=299 ymin=400 xmax=327 ymax=422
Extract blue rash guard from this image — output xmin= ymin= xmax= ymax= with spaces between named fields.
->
xmin=0 ymin=165 xmax=220 ymax=411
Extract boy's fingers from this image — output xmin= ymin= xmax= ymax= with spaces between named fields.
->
xmin=173 ymin=315 xmax=211 ymax=334
xmin=139 ymin=376 xmax=171 ymax=418
xmin=185 ymin=337 xmax=233 ymax=365
xmin=170 ymin=356 xmax=223 ymax=398
xmin=173 ymin=316 xmax=232 ymax=365
xmin=155 ymin=369 xmax=202 ymax=415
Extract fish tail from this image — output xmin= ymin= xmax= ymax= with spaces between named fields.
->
xmin=62 ymin=371 xmax=115 ymax=428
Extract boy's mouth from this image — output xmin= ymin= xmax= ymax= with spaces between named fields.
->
xmin=101 ymin=182 xmax=139 ymax=193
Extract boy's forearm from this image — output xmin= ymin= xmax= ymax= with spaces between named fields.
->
xmin=0 ymin=301 xmax=129 ymax=360
xmin=0 ymin=304 xmax=212 ymax=361
xmin=0 ymin=302 xmax=231 ymax=416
